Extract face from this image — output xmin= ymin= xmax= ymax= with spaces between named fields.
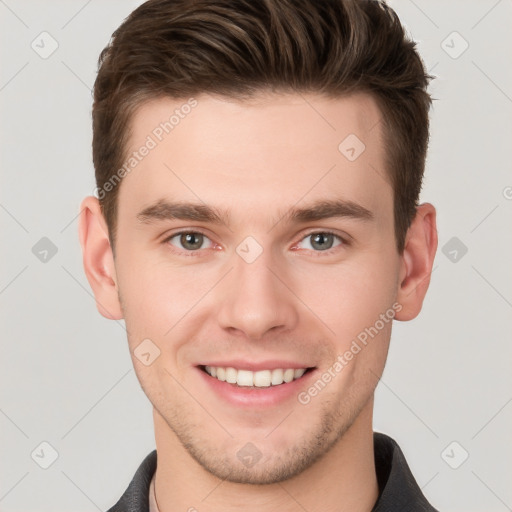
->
xmin=109 ymin=92 xmax=402 ymax=483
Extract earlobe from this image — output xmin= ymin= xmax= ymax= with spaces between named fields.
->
xmin=395 ymin=203 xmax=438 ymax=321
xmin=78 ymin=196 xmax=123 ymax=320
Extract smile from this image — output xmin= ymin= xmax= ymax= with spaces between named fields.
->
xmin=201 ymin=365 xmax=311 ymax=388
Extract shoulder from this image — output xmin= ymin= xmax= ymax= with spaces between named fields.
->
xmin=372 ymin=432 xmax=440 ymax=512
xmin=105 ymin=450 xmax=157 ymax=512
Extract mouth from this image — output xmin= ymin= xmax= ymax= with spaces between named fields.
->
xmin=199 ymin=365 xmax=315 ymax=388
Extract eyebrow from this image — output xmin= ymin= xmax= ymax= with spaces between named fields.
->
xmin=136 ymin=198 xmax=374 ymax=227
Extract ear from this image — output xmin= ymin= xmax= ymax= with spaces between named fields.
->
xmin=78 ymin=196 xmax=123 ymax=320
xmin=395 ymin=203 xmax=438 ymax=321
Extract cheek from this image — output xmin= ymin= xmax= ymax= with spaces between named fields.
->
xmin=295 ymin=254 xmax=399 ymax=342
xmin=116 ymin=253 xmax=216 ymax=340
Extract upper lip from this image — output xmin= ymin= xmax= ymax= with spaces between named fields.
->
xmin=197 ymin=360 xmax=315 ymax=371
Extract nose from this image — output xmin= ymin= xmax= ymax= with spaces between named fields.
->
xmin=216 ymin=245 xmax=299 ymax=340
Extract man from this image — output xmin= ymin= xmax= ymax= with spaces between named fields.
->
xmin=78 ymin=0 xmax=439 ymax=510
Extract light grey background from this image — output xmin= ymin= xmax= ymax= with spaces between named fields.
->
xmin=1 ymin=1 xmax=511 ymax=511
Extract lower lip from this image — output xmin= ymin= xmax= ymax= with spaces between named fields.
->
xmin=196 ymin=367 xmax=316 ymax=408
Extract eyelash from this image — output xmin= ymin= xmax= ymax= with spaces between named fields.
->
xmin=161 ymin=229 xmax=350 ymax=257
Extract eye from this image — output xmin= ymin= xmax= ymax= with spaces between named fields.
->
xmin=295 ymin=231 xmax=346 ymax=252
xmin=164 ymin=231 xmax=214 ymax=252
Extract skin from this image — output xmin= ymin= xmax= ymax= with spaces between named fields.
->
xmin=79 ymin=91 xmax=437 ymax=512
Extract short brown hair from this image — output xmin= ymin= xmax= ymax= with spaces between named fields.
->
xmin=92 ymin=0 xmax=433 ymax=254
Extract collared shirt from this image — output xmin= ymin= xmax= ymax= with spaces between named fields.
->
xmin=107 ymin=431 xmax=439 ymax=512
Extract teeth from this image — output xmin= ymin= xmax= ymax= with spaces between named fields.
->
xmin=294 ymin=368 xmax=306 ymax=379
xmin=253 ymin=370 xmax=271 ymax=387
xmin=225 ymin=367 xmax=237 ymax=384
xmin=203 ymin=366 xmax=309 ymax=387
xmin=237 ymin=370 xmax=253 ymax=387
xmin=283 ymin=369 xmax=294 ymax=383
xmin=271 ymin=369 xmax=284 ymax=385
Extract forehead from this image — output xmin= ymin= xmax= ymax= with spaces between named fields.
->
xmin=117 ymin=91 xmax=391 ymax=228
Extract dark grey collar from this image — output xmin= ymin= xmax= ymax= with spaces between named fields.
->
xmin=107 ymin=432 xmax=439 ymax=512
xmin=371 ymin=432 xmax=439 ymax=511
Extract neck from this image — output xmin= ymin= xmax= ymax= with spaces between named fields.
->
xmin=152 ymin=400 xmax=379 ymax=512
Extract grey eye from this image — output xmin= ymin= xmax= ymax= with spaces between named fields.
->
xmin=298 ymin=232 xmax=343 ymax=251
xmin=169 ymin=232 xmax=211 ymax=251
